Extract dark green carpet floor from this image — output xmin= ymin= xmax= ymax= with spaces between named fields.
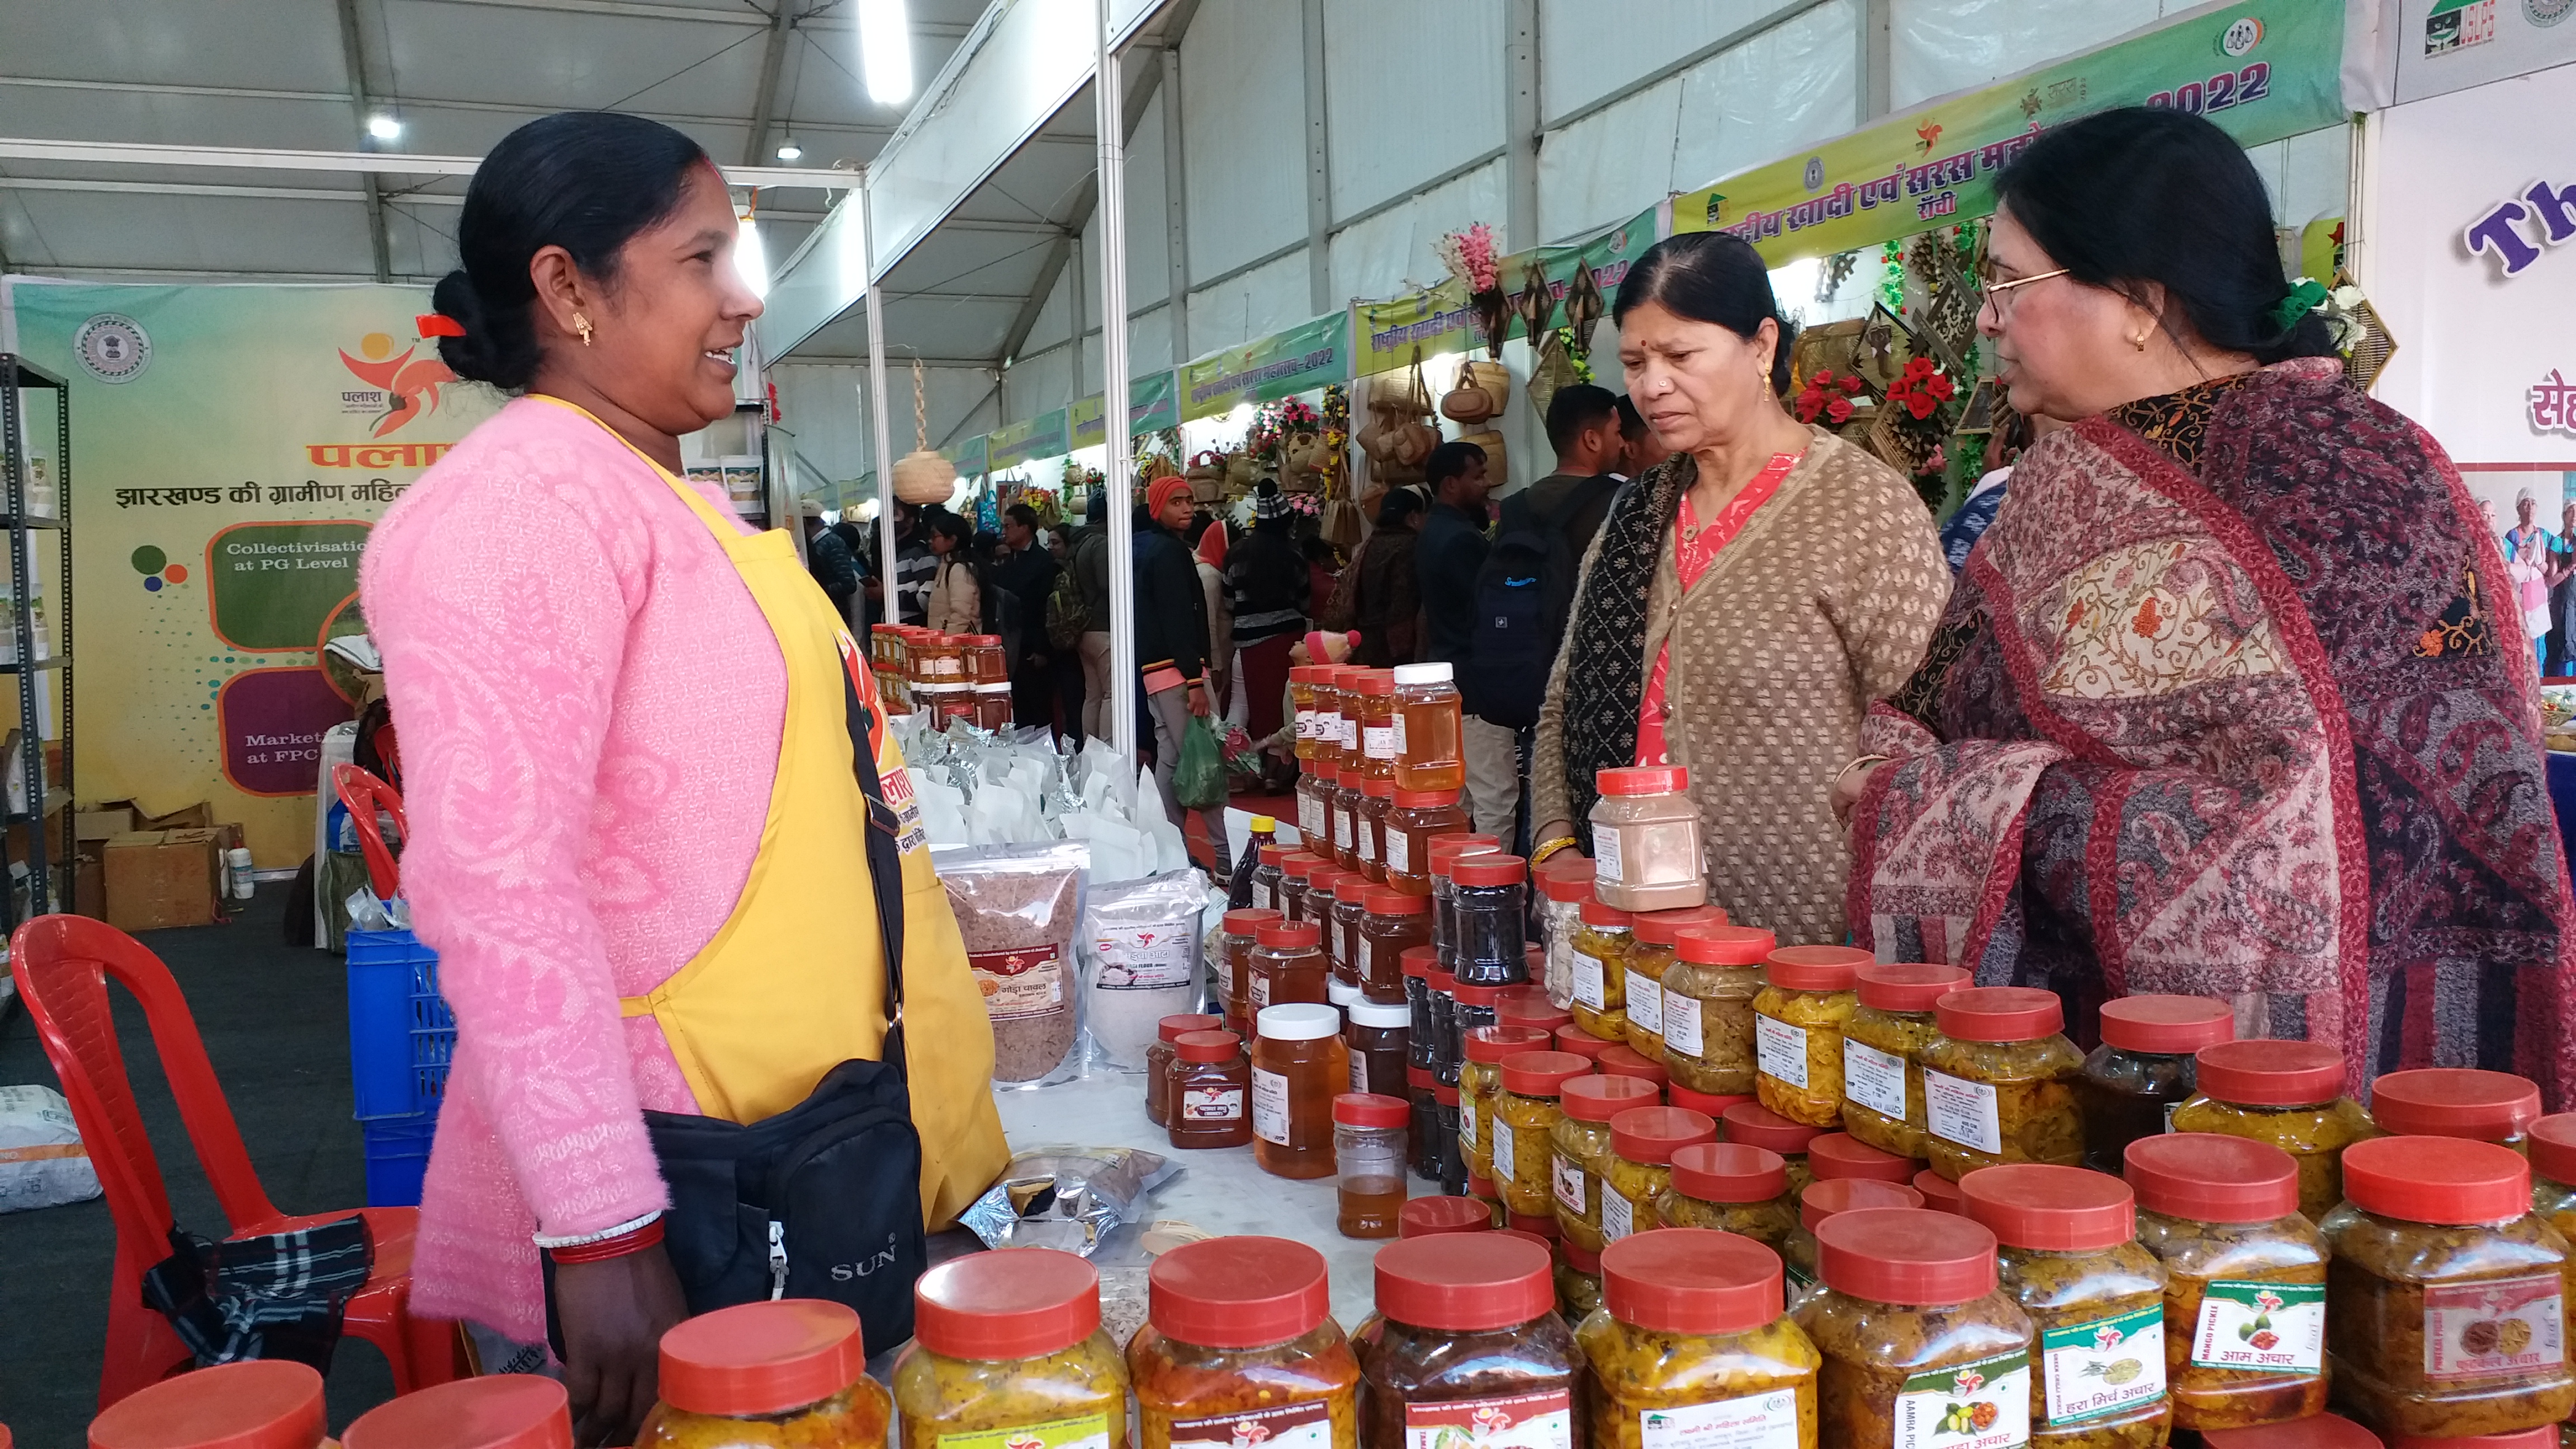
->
xmin=0 ymin=887 xmax=399 ymax=1445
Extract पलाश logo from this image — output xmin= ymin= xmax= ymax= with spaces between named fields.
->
xmin=337 ymin=329 xmax=458 ymax=438
xmin=2220 ymin=16 xmax=2265 ymax=56
xmin=72 ymin=313 xmax=151 ymax=383
xmin=2532 ymin=0 xmax=2574 ymax=27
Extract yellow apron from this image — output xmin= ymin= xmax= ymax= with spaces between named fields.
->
xmin=534 ymin=397 xmax=1008 ymax=1228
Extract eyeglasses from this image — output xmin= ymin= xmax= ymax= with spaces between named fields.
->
xmin=1977 ymin=265 xmax=2070 ymax=317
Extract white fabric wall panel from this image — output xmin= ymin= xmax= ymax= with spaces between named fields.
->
xmin=1537 ymin=0 xmax=1816 ymax=122
xmin=1537 ymin=79 xmax=1685 ymax=244
xmin=1002 ymin=345 xmax=1078 ymax=425
xmin=769 ymin=362 xmax=998 ymax=483
xmin=1020 ymin=261 xmax=1077 ymax=357
xmin=1188 ymin=249 xmax=1318 ymax=357
xmin=1332 ymin=160 xmax=1508 ymax=305
xmin=1323 ymin=0 xmax=1505 ymax=222
xmin=1890 ymin=0 xmax=2186 ymax=111
xmin=1115 ymin=89 xmax=1176 ymax=309
xmin=1180 ymin=0 xmax=1309 ymax=282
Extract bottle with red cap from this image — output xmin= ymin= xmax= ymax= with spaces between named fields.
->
xmin=1549 ymin=1073 xmax=1662 ymax=1253
xmin=1491 ymin=1049 xmax=1596 ymax=1219
xmin=635 ymin=1300 xmax=886 ymax=1447
xmin=1958 ymin=1164 xmax=2171 ymax=1446
xmin=1751 ymin=944 xmax=1871 ymax=1128
xmin=1354 ymin=1234 xmax=1579 ymax=1449
xmin=1128 ymin=1236 xmax=1359 ymax=1449
xmin=1656 ymin=1142 xmax=1799 ymax=1253
xmin=1792 ymin=1207 xmax=2038 ymax=1447
xmin=2319 ymin=1135 xmax=2576 ymax=1439
xmin=1598 ymin=1105 xmax=1720 ymax=1247
xmin=2169 ymin=1039 xmax=2376 ymax=1222
xmin=1919 ymin=986 xmax=2086 ymax=1182
xmin=1575 ymin=1229 xmax=1821 ymax=1446
xmin=87 ymin=1361 xmax=332 ymax=1449
xmin=1620 ymin=904 xmax=1729 ymax=1066
xmin=1586 ymin=765 xmax=1707 ymax=913
xmin=1566 ymin=898 xmax=1635 ymax=1044
xmin=1839 ymin=963 xmax=1971 ymax=1161
xmin=1722 ymin=1100 xmax=1827 ymax=1202
xmin=2074 ymin=993 xmax=2235 ymax=1173
xmin=897 ymin=1248 xmax=1128 ymax=1449
xmin=2124 ymin=1133 xmax=2329 ymax=1431
xmin=1659 ymin=926 xmax=1780 ymax=1098
xmin=1783 ymin=1177 xmax=1929 ymax=1306
xmin=2370 ymin=1068 xmax=2545 ymax=1150
xmin=346 ymin=1378 xmax=571 ymax=1449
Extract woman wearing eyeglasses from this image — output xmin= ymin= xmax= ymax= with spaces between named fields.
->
xmin=1835 ymin=106 xmax=2575 ymax=1096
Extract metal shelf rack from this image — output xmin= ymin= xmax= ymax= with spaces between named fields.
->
xmin=0 ymin=355 xmax=72 ymax=935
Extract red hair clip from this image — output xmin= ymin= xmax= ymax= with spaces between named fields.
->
xmin=415 ymin=312 xmax=466 ymax=338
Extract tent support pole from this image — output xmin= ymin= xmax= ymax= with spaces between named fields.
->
xmin=862 ymin=179 xmax=899 ymax=615
xmin=1097 ymin=0 xmax=1138 ymax=762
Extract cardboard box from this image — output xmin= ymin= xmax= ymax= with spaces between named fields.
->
xmin=74 ymin=807 xmax=137 ymax=843
xmin=103 ymin=830 xmax=222 ymax=932
xmin=139 ymin=802 xmax=213 ymax=833
xmin=72 ymin=853 xmax=102 ymax=920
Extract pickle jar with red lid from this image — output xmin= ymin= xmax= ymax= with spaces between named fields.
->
xmin=640 ymin=1299 xmax=891 ymax=1448
xmin=1383 ymin=790 xmax=1469 ymax=894
xmin=1597 ymin=1044 xmax=1668 ymax=1100
xmin=1249 ymin=920 xmax=1329 ymax=1016
xmin=1551 ymin=1073 xmax=1664 ymax=1253
xmin=1621 ymin=905 xmax=1731 ymax=1066
xmin=1358 ymin=887 xmax=1429 ymax=1005
xmin=1169 ymin=1030 xmax=1253 ymax=1148
xmin=897 ymin=1248 xmax=1128 ymax=1449
xmin=1253 ymin=1003 xmax=1350 ymax=1180
xmin=1588 ymin=765 xmax=1706 ymax=912
xmin=1839 ymin=963 xmax=1972 ymax=1159
xmin=88 ymin=1360 xmax=332 ymax=1449
xmin=1400 ymin=1195 xmax=1495 ymax=1239
xmin=1337 ymin=1093 xmax=1414 ymax=1238
xmin=2200 ymin=1414 xmax=2388 ymax=1449
xmin=1668 ymin=1083 xmax=1750 ymax=1120
xmin=1145 ymin=1012 xmax=1223 ymax=1129
xmin=1427 ymin=834 xmax=1502 ymax=967
xmin=1461 ymin=1025 xmax=1552 ymax=1188
xmin=1807 ymin=1130 xmax=1917 ymax=1186
xmin=1130 ymin=1237 xmax=1357 ymax=1449
xmin=2370 ymin=1068 xmax=2545 ymax=1150
xmin=1598 ymin=1105 xmax=1719 ymax=1247
xmin=1656 ymin=1142 xmax=1798 ymax=1251
xmin=1723 ymin=1100 xmax=1826 ymax=1201
xmin=1534 ymin=858 xmax=1593 ymax=1012
xmin=1556 ymin=1020 xmax=1613 ymax=1063
xmin=1751 ymin=944 xmax=1869 ymax=1126
xmin=1919 ymin=986 xmax=2086 ymax=1181
xmin=1218 ymin=910 xmax=1278 ymax=1037
xmin=2169 ymin=1039 xmax=2375 ymax=1222
xmin=1492 ymin=1050 xmax=1597 ymax=1218
xmin=1655 ymin=925 xmax=1773 ymax=1097
xmin=1500 ymin=985 xmax=1572 ymax=1038
xmin=1355 ymin=1234 xmax=1578 ymax=1449
xmin=1356 ymin=778 xmax=1395 ymax=883
xmin=1792 ymin=1208 xmax=2037 ymax=1448
xmin=347 ymin=1375 xmax=572 ymax=1449
xmin=2320 ymin=1135 xmax=2576 ymax=1440
xmin=1784 ymin=1177 xmax=1928 ymax=1305
xmin=2534 ymin=1113 xmax=2576 ymax=1247
xmin=1449 ymin=854 xmax=1529 ymax=988
xmin=1959 ymin=1163 xmax=2171 ymax=1447
xmin=2076 ymin=993 xmax=2235 ymax=1172
xmin=1391 ymin=662 xmax=1465 ymax=792
xmin=1578 ymin=1229 xmax=1821 ymax=1449
xmin=2124 ymin=1131 xmax=2329 ymax=1432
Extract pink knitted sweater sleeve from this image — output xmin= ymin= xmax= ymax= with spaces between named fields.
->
xmin=363 ymin=435 xmax=669 ymax=1239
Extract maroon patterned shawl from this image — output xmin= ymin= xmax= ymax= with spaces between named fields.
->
xmin=1848 ymin=358 xmax=2576 ymax=1104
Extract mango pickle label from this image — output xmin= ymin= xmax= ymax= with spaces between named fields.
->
xmin=1572 ymin=950 xmax=1611 ymax=1011
xmin=1663 ymin=994 xmax=1704 ymax=1057
xmin=1602 ymin=1187 xmax=1635 ymax=1243
xmin=1922 ymin=1069 xmax=2002 ymax=1156
xmin=1636 ymin=1390 xmax=1801 ymax=1449
xmin=1553 ymin=1152 xmax=1588 ymax=1213
xmin=1492 ymin=1116 xmax=1516 ymax=1181
xmin=1404 ymin=1389 xmax=1571 ymax=1449
xmin=1753 ymin=1014 xmax=1808 ymax=1088
xmin=1172 ymin=1398 xmax=1330 ymax=1449
xmin=1892 ymin=1349 xmax=2029 ymax=1449
xmin=2190 ymin=1280 xmax=2322 ymax=1371
xmin=1843 ymin=1039 xmax=1909 ymax=1120
xmin=2424 ymin=1272 xmax=2565 ymax=1381
xmin=1624 ymin=969 xmax=1662 ymax=1035
xmin=2039 ymin=1304 xmax=2166 ymax=1424
xmin=939 ymin=1412 xmax=1111 ymax=1449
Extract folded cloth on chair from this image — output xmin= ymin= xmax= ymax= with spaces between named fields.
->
xmin=140 ymin=1216 xmax=375 ymax=1371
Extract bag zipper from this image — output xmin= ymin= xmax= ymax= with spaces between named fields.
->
xmin=768 ymin=1219 xmax=789 ymax=1300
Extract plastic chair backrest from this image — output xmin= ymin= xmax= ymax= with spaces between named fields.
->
xmin=8 ymin=915 xmax=283 ymax=1264
xmin=331 ymin=764 xmax=407 ymax=901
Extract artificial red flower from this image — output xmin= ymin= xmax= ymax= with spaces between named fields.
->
xmin=1906 ymin=392 xmax=1938 ymax=420
xmin=1826 ymin=396 xmax=1854 ymax=424
xmin=1927 ymin=375 xmax=1956 ymax=401
xmin=1840 ymin=375 xmax=1864 ymax=394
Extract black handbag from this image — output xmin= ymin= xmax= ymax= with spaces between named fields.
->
xmin=547 ymin=666 xmax=929 ymax=1356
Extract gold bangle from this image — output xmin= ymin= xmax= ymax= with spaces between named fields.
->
xmin=1833 ymin=754 xmax=1891 ymax=790
xmin=1531 ymin=835 xmax=1581 ymax=866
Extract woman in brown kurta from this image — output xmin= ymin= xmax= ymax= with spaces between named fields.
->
xmin=1530 ymin=233 xmax=1950 ymax=945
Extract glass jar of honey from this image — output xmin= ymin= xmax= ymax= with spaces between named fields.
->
xmin=1354 ymin=669 xmax=1398 ymax=783
xmin=1250 ymin=920 xmax=1329 ymax=1015
xmin=1290 ymin=665 xmax=1323 ymax=761
xmin=1391 ymin=662 xmax=1466 ymax=793
xmin=1384 ymin=790 xmax=1469 ymax=894
xmin=1253 ymin=1003 xmax=1349 ymax=1180
xmin=1359 ymin=887 xmax=1429 ymax=1004
xmin=1356 ymin=778 xmax=1394 ymax=884
xmin=1278 ymin=851 xmax=1320 ymax=926
xmin=1296 ymin=767 xmax=1336 ymax=856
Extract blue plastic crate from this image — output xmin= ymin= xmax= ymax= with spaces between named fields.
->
xmin=346 ymin=927 xmax=455 ymax=1121
xmin=361 ymin=1114 xmax=437 ymax=1207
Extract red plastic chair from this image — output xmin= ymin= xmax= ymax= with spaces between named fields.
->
xmin=8 ymin=913 xmax=466 ymax=1410
xmin=331 ymin=763 xmax=406 ymax=902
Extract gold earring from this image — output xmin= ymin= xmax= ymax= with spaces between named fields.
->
xmin=2130 ymin=332 xmax=2148 ymax=351
xmin=573 ymin=312 xmax=594 ymax=347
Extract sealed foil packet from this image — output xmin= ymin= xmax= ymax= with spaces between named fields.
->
xmin=957 ymin=1146 xmax=1181 ymax=1257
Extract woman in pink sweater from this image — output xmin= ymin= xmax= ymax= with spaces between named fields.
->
xmin=363 ymin=113 xmax=1005 ymax=1443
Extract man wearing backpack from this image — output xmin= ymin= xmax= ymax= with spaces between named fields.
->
xmin=1416 ymin=440 xmax=1518 ymax=840
xmin=1458 ymin=390 xmax=1630 ymax=848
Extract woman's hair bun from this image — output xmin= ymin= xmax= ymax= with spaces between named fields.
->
xmin=428 ymin=269 xmax=523 ymax=387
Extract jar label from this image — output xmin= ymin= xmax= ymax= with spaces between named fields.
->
xmin=1573 ymin=951 xmax=1609 ymax=1011
xmin=1663 ymin=993 xmax=1704 ymax=1058
xmin=1365 ymin=724 xmax=1396 ymax=760
xmin=1753 ymin=1014 xmax=1808 ymax=1088
xmin=1784 ymin=1261 xmax=1813 ymax=1295
xmin=1339 ymin=713 xmax=1359 ymax=752
xmin=1461 ymin=1097 xmax=1479 ymax=1149
xmin=1335 ymin=808 xmax=1355 ymax=850
xmin=1392 ymin=711 xmax=1408 ymax=755
xmin=1922 ymin=1069 xmax=2002 ymax=1156
xmin=968 ymin=946 xmax=1065 ymax=1020
xmin=1553 ymin=1152 xmax=1588 ymax=1214
xmin=1386 ymin=830 xmax=1410 ymax=874
xmin=1351 ymin=1052 xmax=1367 ymax=1094
xmin=1173 ymin=1398 xmax=1331 ymax=1449
xmin=1602 ymin=1186 xmax=1635 ymax=1243
xmin=1635 ymin=1388 xmax=1802 ymax=1449
xmin=2423 ymin=1271 xmax=2565 ymax=1381
xmin=1358 ymin=937 xmax=1375 ymax=983
xmin=1594 ymin=828 xmax=1625 ymax=884
xmin=1295 ymin=707 xmax=1314 ymax=741
xmin=1625 ymin=969 xmax=1663 ymax=1036
xmin=1492 ymin=1115 xmax=1516 ymax=1181
xmin=1843 ymin=1039 xmax=1909 ymax=1121
xmin=1252 ymin=1067 xmax=1292 ymax=1145
xmin=1300 ymin=791 xmax=1323 ymax=840
xmin=939 ymin=1412 xmax=1110 ymax=1449
xmin=2191 ymin=1280 xmax=2323 ymax=1372
xmin=1251 ymin=972 xmax=1274 ymax=1013
xmin=1403 ymin=1389 xmax=1571 ymax=1449
xmin=2040 ymin=1304 xmax=2166 ymax=1425
xmin=1093 ymin=921 xmax=1197 ymax=990
xmin=1180 ymin=1085 xmax=1244 ymax=1122
xmin=1892 ymin=1348 xmax=2029 ymax=1449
